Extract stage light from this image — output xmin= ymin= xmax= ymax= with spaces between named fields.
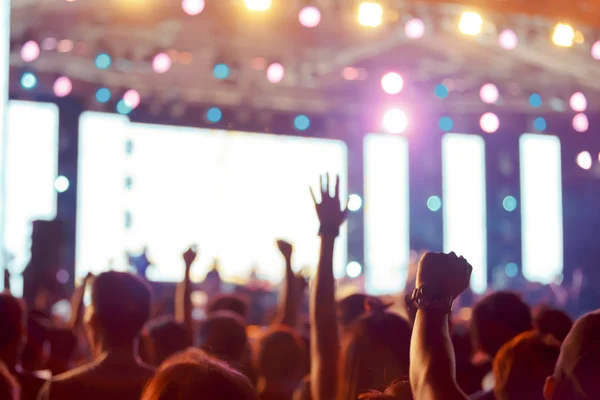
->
xmin=299 ymin=6 xmax=321 ymax=28
xmin=358 ymin=2 xmax=383 ymax=28
xmin=570 ymin=92 xmax=587 ymax=112
xmin=251 ymin=57 xmax=266 ymax=70
xmin=459 ymin=11 xmax=483 ymax=36
xmin=182 ymin=0 xmax=204 ymax=15
xmin=503 ymin=196 xmax=517 ymax=212
xmin=347 ymin=194 xmax=362 ymax=211
xmin=294 ymin=115 xmax=310 ymax=131
xmin=576 ymin=151 xmax=592 ymax=170
xmin=95 ymin=53 xmax=112 ymax=69
xmin=213 ymin=63 xmax=230 ymax=79
xmin=381 ymin=72 xmax=404 ymax=95
xmin=56 ymin=269 xmax=70 ymax=284
xmin=53 ymin=76 xmax=72 ymax=97
xmin=405 ymin=18 xmax=425 ymax=39
xmin=21 ymin=72 xmax=37 ymax=89
xmin=427 ymin=195 xmax=442 ymax=212
xmin=116 ymin=99 xmax=132 ymax=115
xmin=434 ymin=84 xmax=449 ymax=99
xmin=382 ymin=108 xmax=408 ymax=134
xmin=346 ymin=261 xmax=362 ymax=278
xmin=41 ymin=37 xmax=57 ymax=50
xmin=529 ymin=93 xmax=542 ymax=108
xmin=244 ymin=0 xmax=270 ymax=11
xmin=123 ymin=89 xmax=141 ymax=109
xmin=152 ymin=53 xmax=172 ymax=74
xmin=499 ymin=29 xmax=518 ymax=50
xmin=439 ymin=116 xmax=454 ymax=132
xmin=592 ymin=41 xmax=600 ymax=60
xmin=480 ymin=112 xmax=499 ymax=133
xmin=342 ymin=67 xmax=359 ymax=81
xmin=266 ymin=63 xmax=284 ymax=83
xmin=480 ymin=83 xmax=499 ymax=104
xmin=57 ymin=39 xmax=73 ymax=53
xmin=505 ymin=262 xmax=518 ymax=277
xmin=96 ymin=88 xmax=111 ymax=103
xmin=573 ymin=113 xmax=589 ymax=132
xmin=553 ymin=23 xmax=575 ymax=47
xmin=207 ymin=107 xmax=222 ymax=123
xmin=21 ymin=40 xmax=40 ymax=62
xmin=54 ymin=175 xmax=70 ymax=193
xmin=534 ymin=117 xmax=547 ymax=132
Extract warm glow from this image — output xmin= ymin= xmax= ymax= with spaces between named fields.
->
xmin=553 ymin=24 xmax=575 ymax=47
xmin=358 ymin=2 xmax=383 ymax=28
xmin=244 ymin=0 xmax=271 ymax=11
xmin=459 ymin=11 xmax=483 ymax=36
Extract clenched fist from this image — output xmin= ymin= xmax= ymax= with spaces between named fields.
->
xmin=416 ymin=252 xmax=472 ymax=299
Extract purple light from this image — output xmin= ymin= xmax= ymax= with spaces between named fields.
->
xmin=53 ymin=76 xmax=72 ymax=97
xmin=182 ymin=0 xmax=204 ymax=15
xmin=480 ymin=112 xmax=499 ymax=133
xmin=592 ymin=41 xmax=600 ymax=60
xmin=499 ymin=29 xmax=519 ymax=50
xmin=41 ymin=37 xmax=57 ymax=51
xmin=124 ymin=89 xmax=141 ymax=109
xmin=266 ymin=63 xmax=284 ymax=83
xmin=381 ymin=72 xmax=404 ymax=95
xmin=480 ymin=83 xmax=499 ymax=104
xmin=382 ymin=108 xmax=408 ymax=134
xmin=299 ymin=6 xmax=321 ymax=28
xmin=570 ymin=92 xmax=587 ymax=112
xmin=573 ymin=113 xmax=589 ymax=132
xmin=56 ymin=269 xmax=70 ymax=284
xmin=405 ymin=18 xmax=425 ymax=39
xmin=153 ymin=53 xmax=172 ymax=74
xmin=21 ymin=41 xmax=40 ymax=62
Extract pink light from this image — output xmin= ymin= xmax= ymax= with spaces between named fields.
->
xmin=591 ymin=41 xmax=600 ymax=60
xmin=182 ymin=0 xmax=204 ymax=15
xmin=21 ymin=41 xmax=40 ymax=62
xmin=53 ymin=77 xmax=72 ymax=97
xmin=123 ymin=89 xmax=141 ymax=109
xmin=480 ymin=83 xmax=499 ymax=104
xmin=153 ymin=53 xmax=172 ymax=74
xmin=498 ymin=29 xmax=519 ymax=50
xmin=41 ymin=37 xmax=57 ymax=51
xmin=299 ymin=6 xmax=321 ymax=28
xmin=480 ymin=112 xmax=499 ymax=133
xmin=381 ymin=72 xmax=404 ymax=95
xmin=573 ymin=113 xmax=589 ymax=132
xmin=576 ymin=151 xmax=592 ymax=170
xmin=252 ymin=57 xmax=266 ymax=70
xmin=342 ymin=67 xmax=359 ymax=81
xmin=405 ymin=18 xmax=425 ymax=39
xmin=266 ymin=63 xmax=284 ymax=83
xmin=382 ymin=108 xmax=408 ymax=134
xmin=569 ymin=92 xmax=587 ymax=112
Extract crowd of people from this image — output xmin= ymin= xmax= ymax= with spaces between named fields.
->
xmin=1 ymin=174 xmax=599 ymax=400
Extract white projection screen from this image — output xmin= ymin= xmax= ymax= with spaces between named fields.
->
xmin=77 ymin=112 xmax=348 ymax=283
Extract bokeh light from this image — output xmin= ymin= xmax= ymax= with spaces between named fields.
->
xmin=439 ymin=116 xmax=454 ymax=132
xmin=95 ymin=53 xmax=112 ymax=69
xmin=382 ymin=108 xmax=408 ymax=134
xmin=576 ymin=151 xmax=592 ymax=169
xmin=505 ymin=262 xmax=518 ymax=278
xmin=53 ymin=76 xmax=72 ymax=97
xmin=503 ymin=196 xmax=517 ymax=212
xmin=21 ymin=40 xmax=40 ymax=62
xmin=480 ymin=83 xmax=499 ymax=104
xmin=346 ymin=261 xmax=362 ymax=278
xmin=299 ymin=6 xmax=321 ymax=28
xmin=347 ymin=194 xmax=363 ymax=212
xmin=427 ymin=196 xmax=442 ymax=212
xmin=244 ymin=0 xmax=271 ymax=11
xmin=434 ymin=84 xmax=449 ymax=99
xmin=573 ymin=113 xmax=589 ymax=132
xmin=294 ymin=115 xmax=310 ymax=131
xmin=266 ymin=63 xmax=285 ymax=83
xmin=342 ymin=67 xmax=359 ymax=81
xmin=152 ymin=53 xmax=172 ymax=74
xmin=96 ymin=88 xmax=111 ymax=103
xmin=54 ymin=175 xmax=70 ymax=193
xmin=21 ymin=72 xmax=37 ymax=89
xmin=553 ymin=23 xmax=575 ymax=47
xmin=570 ymin=92 xmax=587 ymax=112
xmin=529 ymin=93 xmax=542 ymax=108
xmin=459 ymin=11 xmax=483 ymax=36
xmin=116 ymin=100 xmax=132 ymax=115
xmin=592 ymin=41 xmax=600 ymax=60
xmin=213 ymin=63 xmax=230 ymax=79
xmin=56 ymin=269 xmax=70 ymax=284
xmin=123 ymin=89 xmax=141 ymax=109
xmin=251 ymin=57 xmax=267 ymax=70
xmin=357 ymin=2 xmax=383 ymax=28
xmin=405 ymin=18 xmax=425 ymax=39
xmin=498 ymin=29 xmax=518 ymax=50
xmin=534 ymin=117 xmax=547 ymax=132
xmin=207 ymin=107 xmax=222 ymax=123
xmin=41 ymin=37 xmax=57 ymax=51
xmin=182 ymin=0 xmax=204 ymax=15
xmin=480 ymin=112 xmax=499 ymax=133
xmin=381 ymin=72 xmax=404 ymax=95
xmin=57 ymin=39 xmax=73 ymax=53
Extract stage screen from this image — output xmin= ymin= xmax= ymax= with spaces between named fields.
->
xmin=77 ymin=112 xmax=348 ymax=283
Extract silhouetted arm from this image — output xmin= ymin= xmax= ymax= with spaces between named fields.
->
xmin=274 ymin=239 xmax=299 ymax=327
xmin=176 ymin=247 xmax=196 ymax=335
xmin=68 ymin=273 xmax=93 ymax=330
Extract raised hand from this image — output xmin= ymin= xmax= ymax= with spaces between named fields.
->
xmin=276 ymin=239 xmax=293 ymax=260
xmin=183 ymin=246 xmax=198 ymax=267
xmin=310 ymin=174 xmax=348 ymax=236
xmin=416 ymin=252 xmax=472 ymax=299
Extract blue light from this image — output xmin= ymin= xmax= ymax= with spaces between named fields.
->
xmin=434 ymin=84 xmax=449 ymax=99
xmin=294 ymin=115 xmax=310 ymax=131
xmin=505 ymin=262 xmax=518 ymax=278
xmin=95 ymin=53 xmax=112 ymax=70
xmin=427 ymin=195 xmax=442 ymax=212
xmin=534 ymin=117 xmax=547 ymax=131
xmin=529 ymin=93 xmax=542 ymax=108
xmin=439 ymin=116 xmax=454 ymax=131
xmin=20 ymin=72 xmax=37 ymax=89
xmin=503 ymin=195 xmax=517 ymax=212
xmin=95 ymin=88 xmax=111 ymax=103
xmin=213 ymin=63 xmax=230 ymax=80
xmin=207 ymin=107 xmax=222 ymax=123
xmin=116 ymin=99 xmax=132 ymax=115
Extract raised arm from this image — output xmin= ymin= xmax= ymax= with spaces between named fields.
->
xmin=176 ymin=246 xmax=197 ymax=335
xmin=309 ymin=174 xmax=347 ymax=400
xmin=409 ymin=252 xmax=472 ymax=400
xmin=273 ymin=239 xmax=300 ymax=327
xmin=68 ymin=272 xmax=93 ymax=330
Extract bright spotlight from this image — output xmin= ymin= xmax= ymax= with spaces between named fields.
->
xmin=405 ymin=18 xmax=425 ymax=39
xmin=95 ymin=53 xmax=112 ymax=69
xmin=358 ymin=2 xmax=383 ymax=28
xmin=505 ymin=263 xmax=518 ymax=277
xmin=503 ymin=196 xmax=517 ymax=212
xmin=347 ymin=194 xmax=362 ymax=212
xmin=480 ymin=83 xmax=499 ymax=104
xmin=382 ymin=108 xmax=408 ymax=134
xmin=96 ymin=88 xmax=111 ymax=103
xmin=346 ymin=261 xmax=362 ymax=278
xmin=21 ymin=41 xmax=40 ymax=62
xmin=266 ymin=63 xmax=284 ymax=83
xmin=592 ymin=41 xmax=600 ymax=60
xmin=53 ymin=77 xmax=73 ymax=98
xmin=529 ymin=93 xmax=542 ymax=108
xmin=381 ymin=72 xmax=404 ymax=95
xmin=498 ymin=29 xmax=518 ymax=50
xmin=54 ymin=175 xmax=70 ymax=193
xmin=576 ymin=151 xmax=592 ymax=170
xmin=123 ymin=89 xmax=141 ymax=109
xmin=20 ymin=72 xmax=37 ymax=89
xmin=244 ymin=0 xmax=271 ymax=11
xmin=207 ymin=107 xmax=222 ymax=123
xmin=294 ymin=115 xmax=310 ymax=131
xmin=427 ymin=196 xmax=442 ymax=212
xmin=459 ymin=11 xmax=483 ymax=36
xmin=553 ymin=23 xmax=575 ymax=47
xmin=534 ymin=117 xmax=547 ymax=132
xmin=570 ymin=92 xmax=587 ymax=112
xmin=480 ymin=112 xmax=499 ymax=133
xmin=116 ymin=99 xmax=132 ymax=115
xmin=182 ymin=0 xmax=204 ymax=15
xmin=299 ymin=6 xmax=321 ymax=28
xmin=573 ymin=113 xmax=589 ymax=132
xmin=439 ymin=116 xmax=454 ymax=132
xmin=213 ymin=63 xmax=230 ymax=79
xmin=434 ymin=84 xmax=449 ymax=99
xmin=152 ymin=53 xmax=172 ymax=74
